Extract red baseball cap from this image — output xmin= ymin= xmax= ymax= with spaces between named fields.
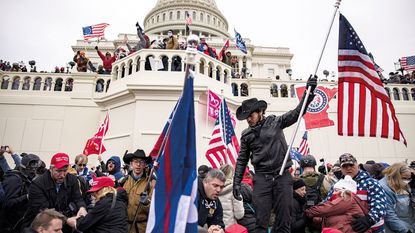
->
xmin=50 ymin=153 xmax=70 ymax=169
xmin=88 ymin=176 xmax=114 ymax=193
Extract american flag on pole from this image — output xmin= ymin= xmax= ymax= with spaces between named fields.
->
xmin=337 ymin=14 xmax=407 ymax=146
xmin=399 ymin=55 xmax=415 ymax=71
xmin=185 ymin=12 xmax=193 ymax=25
xmin=298 ymin=131 xmax=309 ymax=156
xmin=82 ymin=23 xmax=109 ymax=40
xmin=205 ymin=99 xmax=240 ymax=169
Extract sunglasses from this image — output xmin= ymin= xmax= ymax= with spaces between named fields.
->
xmin=77 ymin=164 xmax=87 ymax=167
xmin=108 ymin=161 xmax=116 ymax=165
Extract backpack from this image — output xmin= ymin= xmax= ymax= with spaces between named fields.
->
xmin=305 ymin=174 xmax=325 ymax=208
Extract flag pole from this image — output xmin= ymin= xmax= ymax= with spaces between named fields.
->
xmin=279 ymin=0 xmax=342 ymax=176
xmin=220 ymin=89 xmax=227 ymax=165
xmin=134 ymin=34 xmax=200 ymax=208
xmin=97 ymin=110 xmax=109 ymax=157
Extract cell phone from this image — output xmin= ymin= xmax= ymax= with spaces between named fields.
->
xmin=0 ymin=146 xmax=7 ymax=150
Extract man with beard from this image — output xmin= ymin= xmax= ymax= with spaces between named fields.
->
xmin=233 ymin=76 xmax=317 ymax=233
xmin=97 ymin=155 xmax=124 ymax=182
xmin=25 ymin=153 xmax=87 ymax=233
xmin=0 ymin=154 xmax=41 ymax=233
xmin=121 ymin=149 xmax=155 ymax=233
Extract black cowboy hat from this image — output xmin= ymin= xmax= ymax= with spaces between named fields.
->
xmin=123 ymin=149 xmax=152 ymax=164
xmin=236 ymin=98 xmax=267 ymax=120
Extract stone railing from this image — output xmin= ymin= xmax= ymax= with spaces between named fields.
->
xmin=0 ymin=71 xmax=111 ymax=96
xmin=229 ymin=78 xmax=415 ymax=102
xmin=111 ymin=48 xmax=233 ymax=84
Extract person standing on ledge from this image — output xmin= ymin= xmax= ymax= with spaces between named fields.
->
xmin=233 ymin=75 xmax=317 ymax=233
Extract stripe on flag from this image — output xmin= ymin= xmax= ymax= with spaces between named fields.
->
xmin=83 ymin=23 xmax=109 ymax=40
xmin=337 ymin=14 xmax=406 ymax=146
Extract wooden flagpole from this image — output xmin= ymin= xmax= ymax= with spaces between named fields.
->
xmin=280 ymin=0 xmax=342 ymax=176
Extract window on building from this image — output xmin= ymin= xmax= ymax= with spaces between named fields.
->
xmin=12 ymin=77 xmax=20 ymax=90
xmin=177 ymin=11 xmax=180 ymax=20
xmin=65 ymin=78 xmax=73 ymax=91
xmin=241 ymin=83 xmax=249 ymax=96
xmin=44 ymin=77 xmax=52 ymax=91
xmin=280 ymin=84 xmax=288 ymax=97
xmin=22 ymin=77 xmax=30 ymax=90
xmin=33 ymin=77 xmax=41 ymax=90
xmin=393 ymin=88 xmax=400 ymax=100
xmin=271 ymin=84 xmax=278 ymax=97
xmin=402 ymin=88 xmax=409 ymax=101
xmin=169 ymin=12 xmax=173 ymax=20
xmin=232 ymin=83 xmax=238 ymax=96
xmin=54 ymin=78 xmax=63 ymax=91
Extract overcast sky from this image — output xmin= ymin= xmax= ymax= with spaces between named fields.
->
xmin=1 ymin=0 xmax=414 ymax=79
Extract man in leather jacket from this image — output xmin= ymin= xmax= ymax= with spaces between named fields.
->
xmin=233 ymin=76 xmax=317 ymax=233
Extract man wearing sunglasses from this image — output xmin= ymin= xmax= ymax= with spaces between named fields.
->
xmin=326 ymin=153 xmax=387 ymax=233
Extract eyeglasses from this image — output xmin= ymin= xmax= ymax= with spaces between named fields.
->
xmin=77 ymin=164 xmax=87 ymax=167
xmin=108 ymin=161 xmax=115 ymax=165
xmin=132 ymin=160 xmax=146 ymax=165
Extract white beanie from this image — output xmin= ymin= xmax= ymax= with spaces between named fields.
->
xmin=333 ymin=175 xmax=357 ymax=194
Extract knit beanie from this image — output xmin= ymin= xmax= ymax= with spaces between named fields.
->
xmin=293 ymin=178 xmax=306 ymax=190
xmin=333 ymin=175 xmax=357 ymax=194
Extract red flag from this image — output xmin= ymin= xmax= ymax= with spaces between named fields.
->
xmin=337 ymin=14 xmax=406 ymax=146
xmin=295 ymin=86 xmax=337 ymax=130
xmin=83 ymin=113 xmax=109 ymax=156
xmin=205 ymin=99 xmax=240 ymax=168
xmin=218 ymin=39 xmax=230 ymax=61
xmin=207 ymin=90 xmax=236 ymax=127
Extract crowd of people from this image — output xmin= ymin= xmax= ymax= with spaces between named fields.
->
xmin=1 ymin=145 xmax=413 ymax=233
xmin=383 ymin=72 xmax=415 ymax=84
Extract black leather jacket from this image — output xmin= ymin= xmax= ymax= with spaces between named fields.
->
xmin=234 ymin=92 xmax=315 ymax=185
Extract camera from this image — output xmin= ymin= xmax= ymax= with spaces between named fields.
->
xmin=0 ymin=145 xmax=9 ymax=151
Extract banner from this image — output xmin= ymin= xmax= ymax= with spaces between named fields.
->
xmin=295 ymin=86 xmax=337 ymax=130
xmin=207 ymin=90 xmax=236 ymax=127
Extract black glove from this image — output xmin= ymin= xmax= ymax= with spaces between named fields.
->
xmin=233 ymin=184 xmax=242 ymax=201
xmin=407 ymin=230 xmax=412 ymax=233
xmin=306 ymin=75 xmax=318 ymax=93
xmin=94 ymin=46 xmax=98 ymax=50
xmin=352 ymin=215 xmax=373 ymax=233
xmin=139 ymin=192 xmax=150 ymax=205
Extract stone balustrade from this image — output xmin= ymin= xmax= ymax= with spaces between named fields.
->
xmin=111 ymin=48 xmax=233 ymax=84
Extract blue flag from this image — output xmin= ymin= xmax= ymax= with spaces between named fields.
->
xmin=290 ymin=148 xmax=302 ymax=162
xmin=146 ymin=71 xmax=198 ymax=233
xmin=234 ymin=28 xmax=247 ymax=54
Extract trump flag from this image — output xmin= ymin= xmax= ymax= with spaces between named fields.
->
xmin=83 ymin=113 xmax=109 ymax=156
xmin=295 ymin=86 xmax=337 ymax=130
xmin=146 ymin=71 xmax=198 ymax=233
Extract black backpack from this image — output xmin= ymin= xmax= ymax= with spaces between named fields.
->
xmin=305 ymin=174 xmax=325 ymax=208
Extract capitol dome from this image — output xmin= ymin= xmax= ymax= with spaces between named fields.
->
xmin=144 ymin=0 xmax=230 ymax=38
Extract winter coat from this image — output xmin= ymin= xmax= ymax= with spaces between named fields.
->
xmin=234 ymin=93 xmax=315 ymax=185
xmin=97 ymin=50 xmax=116 ymax=71
xmin=122 ymin=172 xmax=155 ymax=233
xmin=326 ymin=170 xmax=386 ymax=233
xmin=76 ymin=190 xmax=128 ymax=233
xmin=218 ymin=178 xmax=245 ymax=228
xmin=25 ymin=170 xmax=86 ymax=230
xmin=73 ymin=55 xmax=89 ymax=72
xmin=197 ymin=178 xmax=225 ymax=228
xmin=292 ymin=192 xmax=307 ymax=233
xmin=166 ymin=36 xmax=179 ymax=50
xmin=0 ymin=170 xmax=32 ymax=232
xmin=237 ymin=183 xmax=255 ymax=233
xmin=379 ymin=177 xmax=415 ymax=233
xmin=305 ymin=193 xmax=369 ymax=233
xmin=106 ymin=156 xmax=124 ymax=180
xmin=301 ymin=172 xmax=335 ymax=201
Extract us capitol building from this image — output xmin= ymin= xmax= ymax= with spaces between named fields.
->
xmin=0 ymin=0 xmax=414 ymax=166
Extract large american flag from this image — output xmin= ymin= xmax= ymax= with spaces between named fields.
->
xmin=298 ymin=131 xmax=309 ymax=156
xmin=82 ymin=23 xmax=109 ymax=40
xmin=400 ymin=55 xmax=415 ymax=71
xmin=337 ymin=14 xmax=407 ymax=146
xmin=205 ymin=99 xmax=240 ymax=168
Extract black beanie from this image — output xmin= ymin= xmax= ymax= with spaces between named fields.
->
xmin=293 ymin=178 xmax=306 ymax=190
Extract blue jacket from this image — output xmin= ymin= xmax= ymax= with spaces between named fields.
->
xmin=327 ymin=170 xmax=386 ymax=233
xmin=379 ymin=177 xmax=415 ymax=233
xmin=107 ymin=156 xmax=123 ymax=180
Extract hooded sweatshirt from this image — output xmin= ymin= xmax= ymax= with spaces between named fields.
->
xmin=106 ymin=156 xmax=124 ymax=180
